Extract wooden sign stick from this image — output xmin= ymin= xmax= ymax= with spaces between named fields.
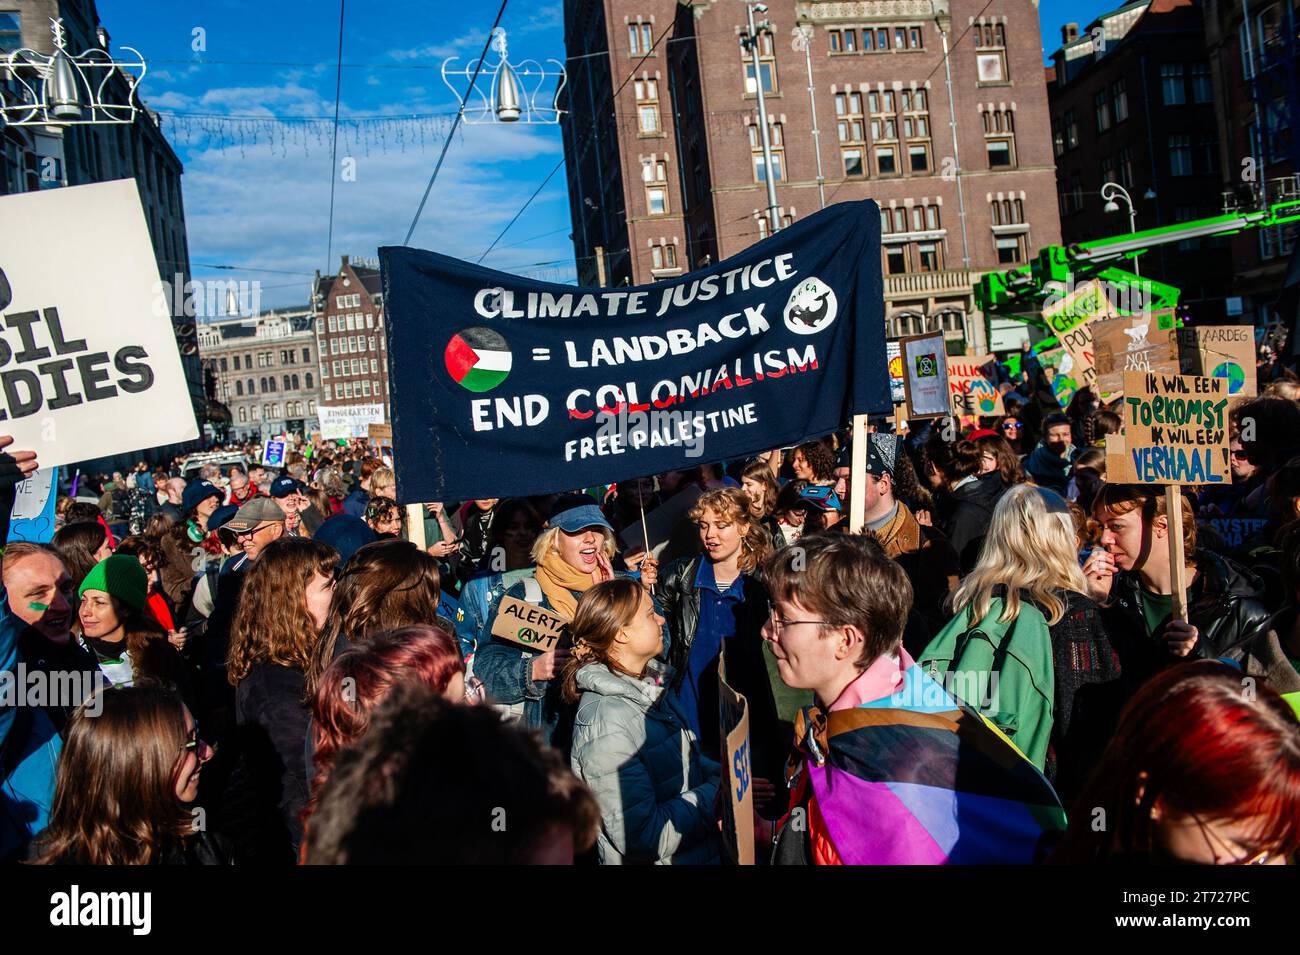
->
xmin=849 ymin=413 xmax=868 ymax=534
xmin=406 ymin=503 xmax=427 ymax=551
xmin=1165 ymin=485 xmax=1188 ymax=623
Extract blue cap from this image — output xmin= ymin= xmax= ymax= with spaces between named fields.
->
xmin=181 ymin=479 xmax=222 ymax=515
xmin=270 ymin=476 xmax=302 ymax=498
xmin=208 ymin=503 xmax=239 ymax=532
xmin=546 ymin=503 xmax=613 ymax=534
xmin=312 ymin=514 xmax=377 ymax=568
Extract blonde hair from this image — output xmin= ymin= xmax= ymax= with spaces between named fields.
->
xmin=688 ymin=487 xmax=771 ymax=573
xmin=370 ymin=467 xmax=395 ymax=495
xmin=530 ymin=524 xmax=617 ymax=566
xmin=949 ymin=484 xmax=1088 ymax=626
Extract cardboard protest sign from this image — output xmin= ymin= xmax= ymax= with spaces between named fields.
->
xmin=1207 ymin=517 xmax=1269 ymax=551
xmin=261 ymin=439 xmax=286 ymax=468
xmin=7 ymin=466 xmax=59 ymax=543
xmin=1105 ymin=371 xmax=1232 ymax=485
xmin=947 ymin=353 xmax=1004 ymax=417
xmin=0 ymin=180 xmax=199 ymax=467
xmin=489 ymin=595 xmax=569 ymax=652
xmin=1041 ymin=279 xmax=1114 ymax=395
xmin=1169 ymin=325 xmax=1257 ymax=397
xmin=1035 ymin=347 xmax=1081 ymax=408
xmin=318 ymin=402 xmax=385 ymax=439
xmin=900 ymin=331 xmax=949 ymax=419
xmin=381 ymin=200 xmax=889 ymax=502
xmin=1091 ymin=311 xmax=1180 ymax=399
xmin=718 ymin=654 xmax=754 ymax=865
xmin=886 ymin=339 xmax=905 ymax=404
xmin=367 ymin=423 xmax=393 ymax=442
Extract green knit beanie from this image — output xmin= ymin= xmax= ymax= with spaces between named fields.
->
xmin=78 ymin=555 xmax=149 ymax=612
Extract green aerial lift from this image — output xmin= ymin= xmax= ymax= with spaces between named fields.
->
xmin=976 ymin=178 xmax=1300 ymax=374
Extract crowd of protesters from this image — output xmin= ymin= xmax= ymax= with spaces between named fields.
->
xmin=2 ymin=341 xmax=1300 ymax=867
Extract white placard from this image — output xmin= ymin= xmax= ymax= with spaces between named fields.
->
xmin=0 ymin=180 xmax=199 ymax=467
xmin=901 ymin=332 xmax=950 ymax=418
xmin=318 ymin=402 xmax=385 ymax=439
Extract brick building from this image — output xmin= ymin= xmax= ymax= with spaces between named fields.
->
xmin=1047 ymin=0 xmax=1233 ymax=321
xmin=311 ymin=256 xmax=390 ymax=420
xmin=1203 ymin=0 xmax=1297 ymax=330
xmin=560 ymin=0 xmax=1062 ymax=353
xmin=197 ymin=308 xmax=321 ymax=442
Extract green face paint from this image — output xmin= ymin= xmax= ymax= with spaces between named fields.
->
xmin=28 ymin=602 xmax=49 ymax=612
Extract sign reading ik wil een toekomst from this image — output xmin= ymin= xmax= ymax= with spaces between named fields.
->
xmin=0 ymin=180 xmax=199 ymax=467
xmin=380 ymin=201 xmax=891 ymax=502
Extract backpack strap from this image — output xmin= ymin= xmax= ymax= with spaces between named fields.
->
xmin=521 ymin=576 xmax=544 ymax=605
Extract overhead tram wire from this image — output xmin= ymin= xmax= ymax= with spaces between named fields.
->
xmin=403 ymin=0 xmax=510 ymax=247
xmin=325 ymin=0 xmax=347 ymax=271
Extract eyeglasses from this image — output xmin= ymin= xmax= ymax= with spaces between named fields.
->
xmin=1230 ymin=449 xmax=1250 ymax=461
xmin=765 ymin=601 xmax=828 ymax=636
xmin=233 ymin=522 xmax=278 ymax=540
xmin=1002 ymin=421 xmax=1023 ymax=430
xmin=1187 ymin=811 xmax=1275 ymax=865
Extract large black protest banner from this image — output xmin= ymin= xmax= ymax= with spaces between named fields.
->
xmin=380 ymin=200 xmax=888 ymax=502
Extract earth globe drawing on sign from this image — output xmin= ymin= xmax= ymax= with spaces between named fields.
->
xmin=445 ymin=327 xmax=513 ymax=393
xmin=1210 ymin=361 xmax=1246 ymax=394
xmin=969 ymin=378 xmax=1000 ymax=414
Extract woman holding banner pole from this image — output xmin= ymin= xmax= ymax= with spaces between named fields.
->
xmin=1086 ymin=484 xmax=1270 ymax=689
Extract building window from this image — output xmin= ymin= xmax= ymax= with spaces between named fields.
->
xmin=1095 ymin=89 xmax=1110 ymax=132
xmin=995 ymin=235 xmax=1026 ymax=264
xmin=308 ymin=399 xmax=316 ymax=414
xmin=305 ymin=372 xmax=313 ymax=389
xmin=901 ymin=89 xmax=931 ymax=174
xmin=301 ymin=347 xmax=310 ymax=362
xmin=1062 ymin=173 xmax=1083 ymax=215
xmin=1063 ymin=109 xmax=1078 ymax=150
xmin=646 ymin=186 xmax=667 ymax=216
xmin=1190 ymin=62 xmax=1212 ymax=103
xmin=629 ymin=22 xmax=652 ymax=54
xmin=291 ymin=374 xmax=300 ymax=390
xmin=1100 ymin=154 xmax=1116 ymax=185
xmin=1118 ymin=145 xmax=1135 ymax=188
xmin=334 ymin=383 xmax=343 ymax=399
xmin=990 ymin=198 xmax=1024 ymax=225
xmin=1168 ymin=134 xmax=1193 ymax=176
xmin=634 ymin=78 xmax=660 ymax=134
xmin=235 ymin=380 xmax=243 ymax=396
xmin=909 ymin=27 xmax=923 ymax=49
xmin=1197 ymin=135 xmax=1218 ymax=175
xmin=829 ymin=28 xmax=855 ymax=53
xmin=974 ymin=22 xmax=1008 ymax=83
xmin=875 ymin=146 xmax=898 ymax=176
xmin=743 ymin=32 xmax=777 ymax=94
xmin=233 ymin=355 xmax=241 ymax=371
xmin=651 ymin=243 xmax=678 ymax=270
xmin=1161 ymin=64 xmax=1185 ymax=105
xmin=749 ymin=122 xmax=785 ymax=182
xmin=1112 ymin=78 xmax=1129 ymax=123
xmin=982 ymin=107 xmax=1015 ymax=168
xmin=836 ymin=90 xmax=866 ymax=177
xmin=371 ymin=359 xmax=379 ymax=373
xmin=328 ymin=315 xmax=337 ymax=332
xmin=885 ymin=247 xmax=907 ymax=274
xmin=916 ymin=242 xmax=940 ymax=272
xmin=282 ymin=375 xmax=291 ymax=391
xmin=238 ymin=406 xmax=247 ymax=423
xmin=362 ymin=380 xmax=371 ymax=397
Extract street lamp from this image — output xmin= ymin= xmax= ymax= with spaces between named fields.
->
xmin=0 ymin=17 xmax=146 ymax=128
xmin=790 ymin=22 xmax=826 ymax=210
xmin=1101 ymin=180 xmax=1140 ymax=278
xmin=441 ymin=28 xmax=566 ymax=125
xmin=742 ymin=3 xmax=781 ymax=235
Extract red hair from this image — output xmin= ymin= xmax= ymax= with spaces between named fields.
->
xmin=1052 ymin=661 xmax=1300 ymax=862
xmin=304 ymin=624 xmax=464 ymax=822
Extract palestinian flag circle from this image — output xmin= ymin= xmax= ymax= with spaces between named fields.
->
xmin=445 ymin=327 xmax=512 ymax=393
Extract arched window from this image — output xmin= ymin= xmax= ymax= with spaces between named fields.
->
xmin=291 ymin=374 xmax=300 ymax=390
xmin=308 ymin=399 xmax=316 ymax=414
xmin=259 ymin=377 xmax=267 ymax=392
xmin=305 ymin=372 xmax=313 ymax=389
xmin=235 ymin=380 xmax=243 ymax=396
xmin=238 ymin=407 xmax=247 ymax=422
xmin=283 ymin=375 xmax=291 ymax=391
xmin=248 ymin=378 xmax=256 ymax=394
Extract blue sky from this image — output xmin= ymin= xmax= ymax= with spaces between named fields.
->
xmin=97 ymin=0 xmax=1114 ymax=311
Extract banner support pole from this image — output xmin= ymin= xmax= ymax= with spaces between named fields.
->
xmin=406 ymin=502 xmax=427 ymax=551
xmin=849 ymin=413 xmax=868 ymax=534
xmin=1165 ymin=485 xmax=1188 ymax=623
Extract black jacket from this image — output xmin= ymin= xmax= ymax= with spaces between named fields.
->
xmin=940 ymin=473 xmax=1007 ymax=572
xmin=221 ymin=662 xmax=311 ymax=864
xmin=653 ymin=556 xmax=784 ymax=792
xmin=1102 ymin=549 xmax=1273 ymax=690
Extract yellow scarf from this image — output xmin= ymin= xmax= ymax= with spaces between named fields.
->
xmin=533 ymin=550 xmax=600 ymax=621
